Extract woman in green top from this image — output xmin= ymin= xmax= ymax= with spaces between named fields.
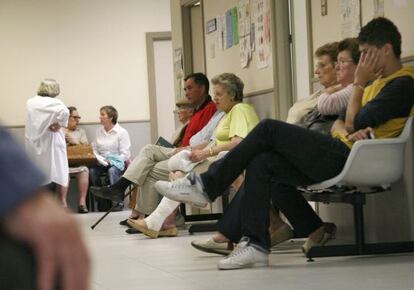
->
xmin=129 ymin=73 xmax=259 ymax=238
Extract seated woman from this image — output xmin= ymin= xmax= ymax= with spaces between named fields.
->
xmin=58 ymin=106 xmax=90 ymax=213
xmin=190 ymin=37 xmax=361 ymax=255
xmin=90 ymin=105 xmax=131 ymax=210
xmin=128 ymin=73 xmax=259 ymax=238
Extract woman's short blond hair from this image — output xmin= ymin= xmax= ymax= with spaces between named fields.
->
xmin=37 ymin=79 xmax=60 ymax=97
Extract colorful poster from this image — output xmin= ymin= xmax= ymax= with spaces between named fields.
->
xmin=340 ymin=0 xmax=361 ymax=38
xmin=253 ymin=0 xmax=271 ymax=69
xmin=238 ymin=0 xmax=251 ymax=68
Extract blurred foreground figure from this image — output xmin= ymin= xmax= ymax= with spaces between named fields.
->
xmin=0 ymin=126 xmax=90 ymax=290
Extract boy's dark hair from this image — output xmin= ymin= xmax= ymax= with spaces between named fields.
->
xmin=184 ymin=73 xmax=209 ymax=93
xmin=358 ymin=17 xmax=401 ymax=58
xmin=338 ymin=38 xmax=361 ymax=64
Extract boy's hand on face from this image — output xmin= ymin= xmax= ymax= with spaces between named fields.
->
xmin=354 ymin=47 xmax=383 ymax=87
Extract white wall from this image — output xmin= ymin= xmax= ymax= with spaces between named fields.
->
xmin=0 ymin=0 xmax=171 ymax=126
xmin=291 ymin=0 xmax=312 ymax=100
xmin=311 ymin=0 xmax=414 ymax=60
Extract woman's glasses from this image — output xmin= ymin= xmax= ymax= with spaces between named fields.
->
xmin=334 ymin=59 xmax=354 ymax=67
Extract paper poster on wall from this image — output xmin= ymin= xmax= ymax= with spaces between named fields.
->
xmin=225 ymin=9 xmax=233 ymax=49
xmin=263 ymin=0 xmax=272 ymax=65
xmin=250 ymin=23 xmax=255 ymax=52
xmin=174 ymin=48 xmax=184 ymax=99
xmin=238 ymin=0 xmax=251 ymax=68
xmin=373 ymin=0 xmax=384 ymax=17
xmin=393 ymin=0 xmax=408 ymax=7
xmin=216 ymin=14 xmax=224 ymax=50
xmin=340 ymin=0 xmax=361 ymax=38
xmin=253 ymin=0 xmax=271 ymax=69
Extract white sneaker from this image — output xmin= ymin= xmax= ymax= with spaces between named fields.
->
xmin=154 ymin=173 xmax=209 ymax=208
xmin=217 ymin=239 xmax=269 ymax=270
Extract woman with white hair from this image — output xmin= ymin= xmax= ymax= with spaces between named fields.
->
xmin=25 ymin=79 xmax=70 ymax=190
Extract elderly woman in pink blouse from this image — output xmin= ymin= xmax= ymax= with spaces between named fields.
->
xmin=317 ymin=38 xmax=360 ymax=115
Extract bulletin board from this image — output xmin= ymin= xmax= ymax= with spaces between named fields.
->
xmin=203 ymin=0 xmax=274 ymax=96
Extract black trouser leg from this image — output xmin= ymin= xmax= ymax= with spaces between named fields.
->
xmin=201 ymin=119 xmax=349 ymax=201
xmin=240 ymin=152 xmax=323 ymax=249
xmin=217 ymin=184 xmax=244 ymax=243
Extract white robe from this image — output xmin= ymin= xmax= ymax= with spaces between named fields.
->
xmin=25 ymin=96 xmax=70 ymax=186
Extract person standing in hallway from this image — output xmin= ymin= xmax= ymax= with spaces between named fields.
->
xmin=25 ymin=78 xmax=70 ymax=192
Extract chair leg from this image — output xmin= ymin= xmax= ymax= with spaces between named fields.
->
xmin=353 ymin=199 xmax=365 ymax=254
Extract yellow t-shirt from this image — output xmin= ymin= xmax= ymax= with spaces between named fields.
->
xmin=214 ymin=103 xmax=259 ymax=145
xmin=333 ymin=67 xmax=414 ymax=148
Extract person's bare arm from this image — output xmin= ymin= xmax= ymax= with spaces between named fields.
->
xmin=330 ymin=119 xmax=348 ymax=136
xmin=3 ymin=192 xmax=90 ymax=290
xmin=190 ymin=136 xmax=243 ymax=162
xmin=173 ymin=141 xmax=210 ymax=155
xmin=321 ymin=83 xmax=343 ymax=95
xmin=48 ymin=123 xmax=61 ymax=132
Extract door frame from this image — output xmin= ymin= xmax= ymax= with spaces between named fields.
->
xmin=146 ymin=31 xmax=172 ymax=143
xmin=180 ymin=0 xmax=206 ymax=75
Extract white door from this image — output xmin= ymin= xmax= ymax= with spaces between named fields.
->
xmin=153 ymin=39 xmax=175 ymax=141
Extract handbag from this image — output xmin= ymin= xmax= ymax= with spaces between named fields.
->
xmin=67 ymin=144 xmax=96 ymax=166
xmin=299 ymin=106 xmax=337 ymax=135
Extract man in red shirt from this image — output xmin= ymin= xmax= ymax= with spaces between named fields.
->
xmin=180 ymin=74 xmax=217 ymax=146
xmin=91 ymin=73 xmax=217 ymax=222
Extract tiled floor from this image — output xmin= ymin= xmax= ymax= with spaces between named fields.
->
xmin=78 ymin=211 xmax=414 ymax=290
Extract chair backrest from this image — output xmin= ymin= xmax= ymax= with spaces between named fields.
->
xmin=309 ymin=117 xmax=413 ymax=190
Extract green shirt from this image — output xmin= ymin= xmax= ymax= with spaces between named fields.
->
xmin=214 ymin=103 xmax=259 ymax=145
